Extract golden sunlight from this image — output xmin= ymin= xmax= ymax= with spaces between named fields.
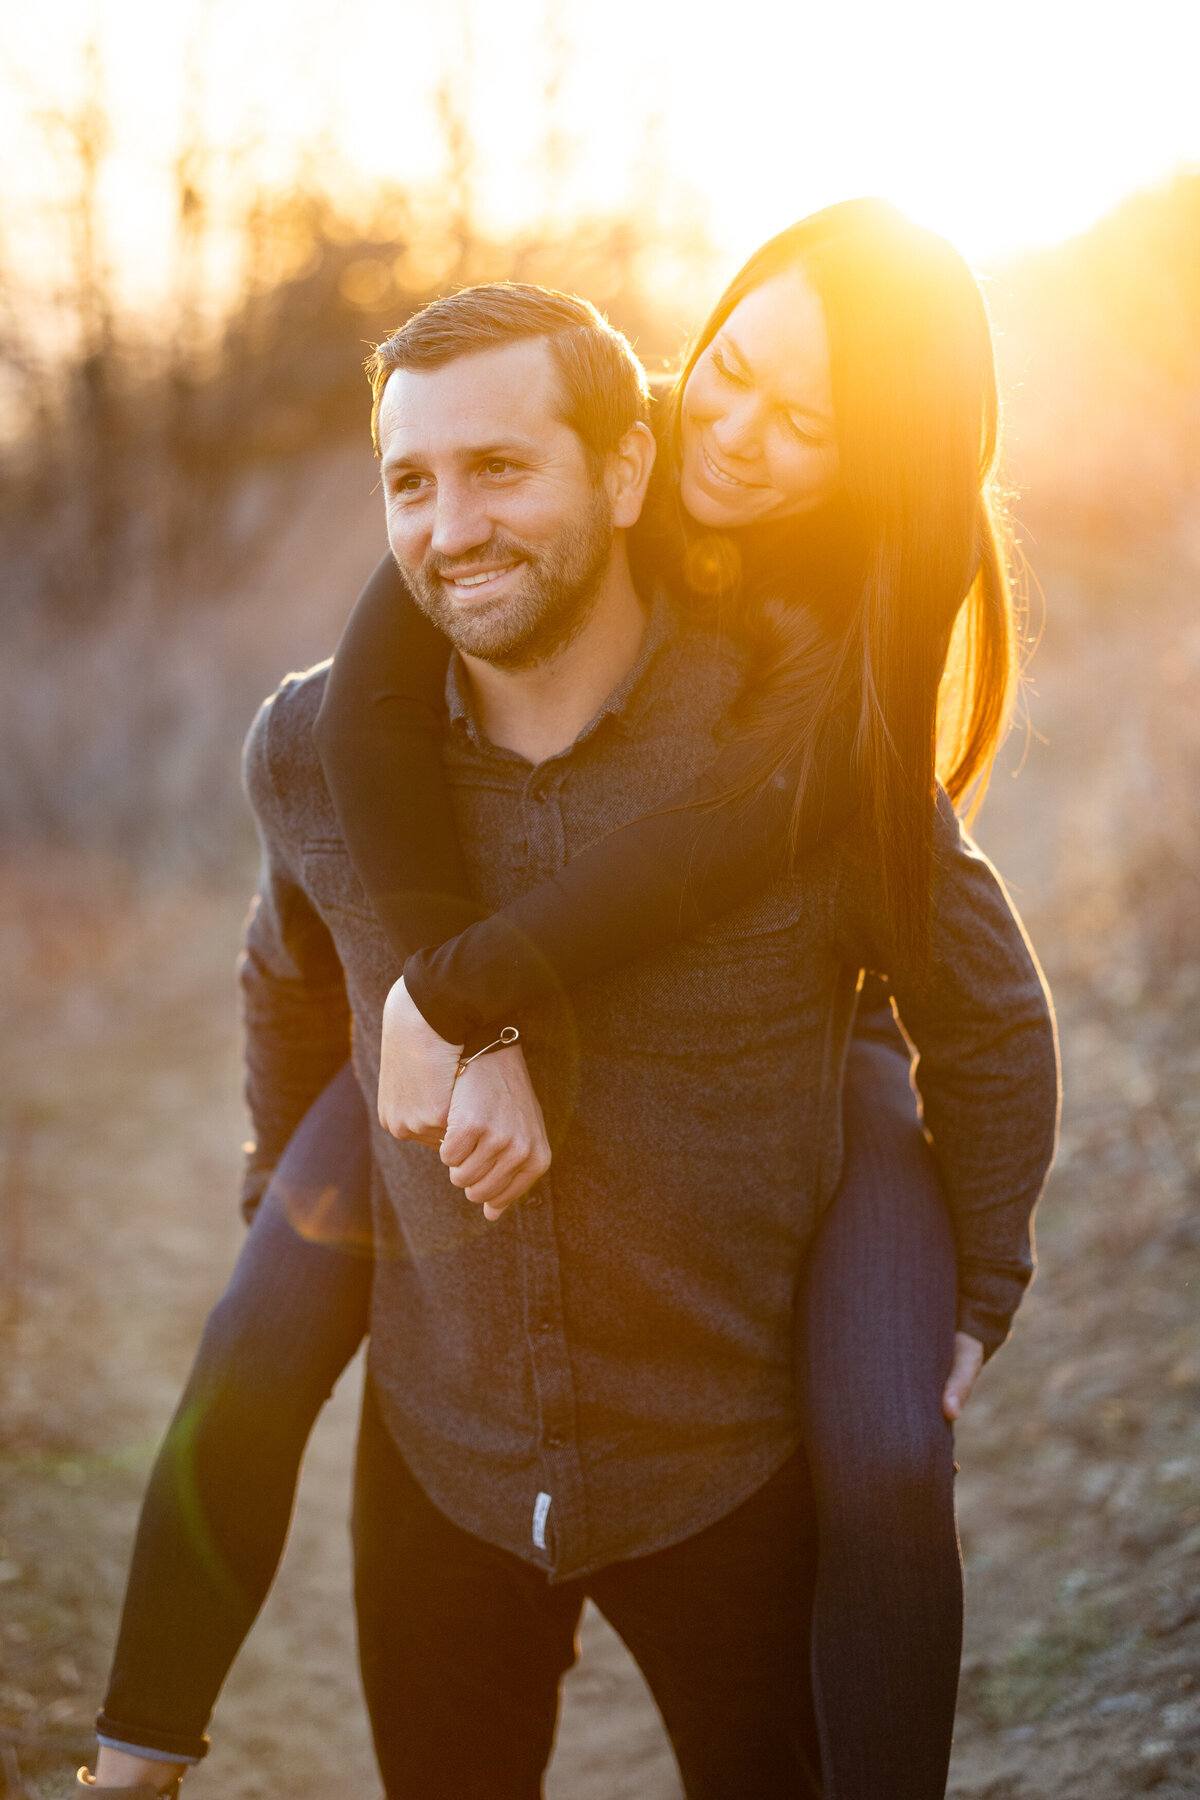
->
xmin=4 ymin=0 xmax=1198 ymax=316
xmin=4 ymin=8 xmax=1200 ymax=1800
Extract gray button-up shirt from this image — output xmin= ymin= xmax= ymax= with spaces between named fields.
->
xmin=240 ymin=597 xmax=1058 ymax=1581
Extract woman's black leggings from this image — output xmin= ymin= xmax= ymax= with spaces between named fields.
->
xmin=97 ymin=1011 xmax=961 ymax=1799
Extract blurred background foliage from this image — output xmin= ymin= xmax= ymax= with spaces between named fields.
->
xmin=0 ymin=31 xmax=720 ymax=869
xmin=0 ymin=23 xmax=1197 ymax=970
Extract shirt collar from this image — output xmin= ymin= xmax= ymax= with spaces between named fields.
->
xmin=445 ymin=589 xmax=677 ymax=758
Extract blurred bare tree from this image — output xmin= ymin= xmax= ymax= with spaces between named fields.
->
xmin=0 ymin=17 xmax=1196 ymax=965
xmin=0 ymin=23 xmax=716 ymax=870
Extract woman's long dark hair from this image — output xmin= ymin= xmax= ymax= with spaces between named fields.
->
xmin=639 ymin=198 xmax=1017 ymax=963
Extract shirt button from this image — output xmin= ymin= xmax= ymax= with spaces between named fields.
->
xmin=537 ymin=1318 xmax=553 ymax=1334
xmin=525 ymin=1191 xmax=543 ymax=1207
xmin=545 ymin=1432 xmax=563 ymax=1449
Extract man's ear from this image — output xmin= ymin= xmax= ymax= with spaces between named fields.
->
xmin=607 ymin=422 xmax=657 ymax=530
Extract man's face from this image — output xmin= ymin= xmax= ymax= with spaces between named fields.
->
xmin=378 ymin=339 xmax=615 ymax=669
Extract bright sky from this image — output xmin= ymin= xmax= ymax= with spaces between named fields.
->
xmin=4 ymin=0 xmax=1199 ymax=313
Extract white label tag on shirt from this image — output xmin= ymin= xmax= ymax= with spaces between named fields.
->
xmin=532 ymin=1491 xmax=552 ymax=1550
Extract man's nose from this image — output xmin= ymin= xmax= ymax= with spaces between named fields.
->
xmin=429 ymin=482 xmax=492 ymax=561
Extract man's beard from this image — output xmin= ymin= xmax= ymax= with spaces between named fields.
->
xmin=401 ymin=494 xmax=614 ymax=671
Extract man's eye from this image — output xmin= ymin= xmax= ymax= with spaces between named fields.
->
xmin=391 ymin=474 xmax=426 ymax=495
xmin=483 ymin=458 xmax=514 ymax=476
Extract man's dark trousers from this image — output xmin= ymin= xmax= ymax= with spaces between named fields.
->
xmin=353 ymin=1379 xmax=824 ymax=1799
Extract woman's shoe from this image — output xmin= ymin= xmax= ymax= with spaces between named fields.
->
xmin=76 ymin=1772 xmax=182 ymax=1797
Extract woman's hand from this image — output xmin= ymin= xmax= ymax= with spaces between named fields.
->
xmin=378 ymin=976 xmax=551 ymax=1218
xmin=941 ymin=1331 xmax=985 ymax=1422
xmin=441 ymin=1046 xmax=551 ymax=1220
xmin=378 ymin=977 xmax=464 ymax=1145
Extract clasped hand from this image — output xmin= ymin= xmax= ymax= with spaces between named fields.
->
xmin=379 ymin=979 xmax=985 ymax=1418
xmin=378 ymin=977 xmax=551 ymax=1219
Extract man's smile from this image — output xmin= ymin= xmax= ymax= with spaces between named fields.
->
xmin=437 ymin=560 xmax=523 ymax=600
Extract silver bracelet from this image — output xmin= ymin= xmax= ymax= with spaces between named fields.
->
xmin=455 ymin=1026 xmax=519 ymax=1079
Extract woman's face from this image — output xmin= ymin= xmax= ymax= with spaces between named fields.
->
xmin=679 ymin=269 xmax=841 ymax=530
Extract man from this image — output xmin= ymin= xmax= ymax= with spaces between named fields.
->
xmin=235 ymin=285 xmax=1055 ymax=1797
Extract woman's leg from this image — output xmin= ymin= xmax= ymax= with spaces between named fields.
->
xmin=797 ymin=1017 xmax=962 ymax=1800
xmin=94 ymin=1063 xmax=374 ymax=1767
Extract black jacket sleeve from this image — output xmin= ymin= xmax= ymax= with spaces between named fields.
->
xmin=315 ymin=553 xmax=857 ymax=1045
xmin=839 ymin=791 xmax=1060 ymax=1356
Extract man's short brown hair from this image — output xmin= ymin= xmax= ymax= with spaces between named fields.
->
xmin=367 ymin=283 xmax=651 ymax=466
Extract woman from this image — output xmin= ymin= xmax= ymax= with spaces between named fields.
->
xmin=83 ymin=200 xmax=1055 ymax=1799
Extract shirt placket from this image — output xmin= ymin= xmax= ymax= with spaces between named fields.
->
xmin=514 ymin=761 xmax=589 ymax=1578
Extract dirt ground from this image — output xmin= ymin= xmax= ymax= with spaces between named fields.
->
xmin=2 ymin=582 xmax=1199 ymax=1798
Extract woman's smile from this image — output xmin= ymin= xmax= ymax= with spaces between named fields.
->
xmin=699 ymin=441 xmax=764 ymax=491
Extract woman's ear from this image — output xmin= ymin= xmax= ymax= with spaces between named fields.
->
xmin=607 ymin=421 xmax=657 ymax=529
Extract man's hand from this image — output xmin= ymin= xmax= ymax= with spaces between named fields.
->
xmin=378 ymin=977 xmax=464 ymax=1146
xmin=440 ymin=1045 xmax=551 ymax=1220
xmin=942 ymin=1331 xmax=985 ymax=1422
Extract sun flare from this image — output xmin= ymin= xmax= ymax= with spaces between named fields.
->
xmin=2 ymin=0 xmax=1198 ymax=325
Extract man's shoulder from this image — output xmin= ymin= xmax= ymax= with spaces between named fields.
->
xmin=644 ymin=598 xmax=749 ymax=717
xmin=243 ymin=659 xmax=333 ymax=830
